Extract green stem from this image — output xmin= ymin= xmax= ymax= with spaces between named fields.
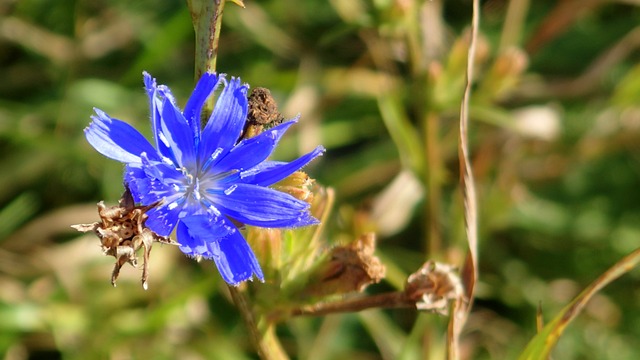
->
xmin=424 ymin=110 xmax=442 ymax=257
xmin=187 ymin=2 xmax=287 ymax=358
xmin=228 ymin=286 xmax=289 ymax=360
xmin=187 ymin=0 xmax=227 ymax=125
xmin=188 ymin=0 xmax=226 ymax=77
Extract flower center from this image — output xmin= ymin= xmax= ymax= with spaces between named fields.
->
xmin=182 ymin=169 xmax=203 ymax=202
xmin=177 ymin=164 xmax=238 ymax=213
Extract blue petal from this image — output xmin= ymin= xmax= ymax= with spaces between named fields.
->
xmin=144 ymin=72 xmax=178 ymax=165
xmin=159 ymin=97 xmax=197 ymax=168
xmin=124 ymin=164 xmax=150 ymax=203
xmin=85 ymin=109 xmax=159 ymax=164
xmin=182 ymin=214 xmax=233 ymax=239
xmin=198 ymin=77 xmax=248 ymax=165
xmin=207 ymin=183 xmax=314 ymax=227
xmin=227 ymin=213 xmax=319 ymax=228
xmin=176 ymin=216 xmax=262 ymax=284
xmin=177 ymin=215 xmax=233 ymax=257
xmin=157 ymin=85 xmax=177 ymax=106
xmin=208 ymin=228 xmax=264 ymax=285
xmin=210 ymin=120 xmax=296 ymax=174
xmin=125 ymin=153 xmax=187 ymax=204
xmin=225 ymin=145 xmax=325 ymax=187
xmin=183 ymin=72 xmax=220 ymax=144
xmin=144 ymin=199 xmax=184 ymax=236
xmin=143 ymin=71 xmax=155 ymax=101
xmin=177 ymin=221 xmax=211 ymax=257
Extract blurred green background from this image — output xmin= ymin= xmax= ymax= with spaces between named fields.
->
xmin=2 ymin=0 xmax=640 ymax=359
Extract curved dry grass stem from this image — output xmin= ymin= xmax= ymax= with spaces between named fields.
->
xmin=448 ymin=0 xmax=480 ymax=359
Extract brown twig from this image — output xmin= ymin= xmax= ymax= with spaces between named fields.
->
xmin=291 ymin=292 xmax=410 ymax=317
xmin=291 ymin=260 xmax=463 ymax=318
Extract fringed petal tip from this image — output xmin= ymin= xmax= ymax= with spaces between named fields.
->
xmin=143 ymin=71 xmax=156 ymax=90
xmin=210 ymin=231 xmax=264 ymax=285
xmin=234 ymin=145 xmax=326 ymax=187
xmin=87 ymin=108 xmax=114 ymax=132
xmin=227 ymin=274 xmax=265 ymax=287
xmin=227 ymin=76 xmax=249 ymax=95
xmin=273 ymin=212 xmax=320 ymax=229
xmin=288 ymin=114 xmax=302 ymax=123
xmin=225 ymin=274 xmax=265 ymax=287
xmin=176 ymin=217 xmax=264 ymax=287
xmin=299 ymin=213 xmax=321 ymax=227
xmin=85 ymin=109 xmax=158 ymax=164
xmin=91 ymin=107 xmax=108 ymax=119
xmin=310 ymin=145 xmax=327 ymax=159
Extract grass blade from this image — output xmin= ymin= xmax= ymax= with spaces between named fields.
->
xmin=518 ymin=247 xmax=640 ymax=360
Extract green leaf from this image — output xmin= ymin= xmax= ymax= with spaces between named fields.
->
xmin=377 ymin=93 xmax=424 ymax=175
xmin=518 ymin=247 xmax=640 ymax=360
xmin=0 ymin=192 xmax=39 ymax=241
xmin=228 ymin=0 xmax=245 ymax=7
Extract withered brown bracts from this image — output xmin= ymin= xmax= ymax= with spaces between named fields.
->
xmin=71 ymin=187 xmax=177 ymax=289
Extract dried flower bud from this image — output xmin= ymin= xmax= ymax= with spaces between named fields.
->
xmin=448 ymin=29 xmax=490 ymax=75
xmin=404 ymin=261 xmax=464 ymax=315
xmin=478 ymin=47 xmax=529 ymax=102
xmin=243 ymin=87 xmax=285 ymax=139
xmin=302 ymin=233 xmax=386 ymax=299
xmin=493 ymin=47 xmax=528 ymax=78
xmin=273 ymin=171 xmax=315 ymax=204
xmin=245 ymin=227 xmax=283 ymax=275
xmin=71 ymin=187 xmax=177 ymax=289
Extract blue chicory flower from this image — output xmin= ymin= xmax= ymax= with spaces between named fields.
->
xmin=84 ymin=72 xmax=324 ymax=285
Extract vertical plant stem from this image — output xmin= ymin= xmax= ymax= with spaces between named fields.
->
xmin=188 ymin=0 xmax=227 ymax=123
xmin=412 ymin=1 xmax=445 ymax=259
xmin=499 ymin=0 xmax=530 ymax=51
xmin=228 ymin=286 xmax=288 ymax=360
xmin=424 ymin=110 xmax=442 ymax=257
xmin=189 ymin=0 xmax=226 ymax=78
xmin=413 ymin=4 xmax=447 ymax=352
xmin=188 ymin=2 xmax=287 ymax=358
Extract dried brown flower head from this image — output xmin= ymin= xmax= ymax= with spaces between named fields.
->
xmin=404 ymin=261 xmax=464 ymax=315
xmin=243 ymin=87 xmax=285 ymax=139
xmin=273 ymin=171 xmax=315 ymax=204
xmin=71 ymin=187 xmax=177 ymax=289
xmin=303 ymin=233 xmax=386 ymax=298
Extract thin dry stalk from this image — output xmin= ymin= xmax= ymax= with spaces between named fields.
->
xmin=447 ymin=0 xmax=480 ymax=358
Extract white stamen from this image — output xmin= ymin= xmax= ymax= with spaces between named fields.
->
xmin=211 ymin=147 xmax=224 ymax=161
xmin=158 ymin=132 xmax=171 ymax=148
xmin=224 ymin=184 xmax=237 ymax=195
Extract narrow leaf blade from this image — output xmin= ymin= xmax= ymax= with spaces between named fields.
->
xmin=518 ymin=247 xmax=640 ymax=360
